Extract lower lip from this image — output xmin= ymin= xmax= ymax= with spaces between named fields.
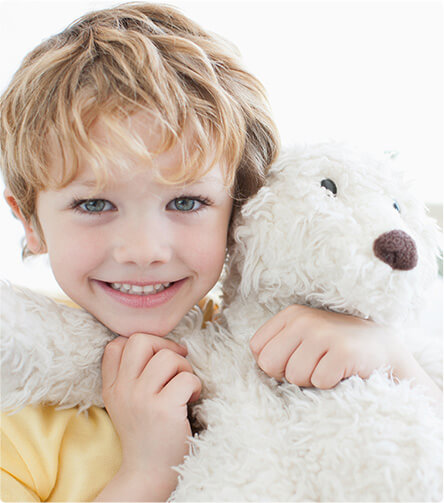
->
xmin=94 ymin=278 xmax=187 ymax=308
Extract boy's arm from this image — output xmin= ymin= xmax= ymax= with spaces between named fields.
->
xmin=94 ymin=469 xmax=172 ymax=502
xmin=391 ymin=350 xmax=442 ymax=403
xmin=250 ymin=305 xmax=442 ymax=403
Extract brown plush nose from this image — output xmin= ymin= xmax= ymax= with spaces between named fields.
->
xmin=373 ymin=230 xmax=418 ymax=270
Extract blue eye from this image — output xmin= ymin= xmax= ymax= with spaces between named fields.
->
xmin=172 ymin=198 xmax=201 ymax=211
xmin=167 ymin=196 xmax=211 ymax=212
xmin=393 ymin=201 xmax=401 ymax=213
xmin=74 ymin=199 xmax=114 ymax=213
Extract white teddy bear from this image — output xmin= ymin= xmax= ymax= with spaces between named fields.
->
xmin=1 ymin=142 xmax=442 ymax=502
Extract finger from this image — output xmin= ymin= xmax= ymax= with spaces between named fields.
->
xmin=140 ymin=349 xmax=195 ymax=395
xmin=284 ymin=339 xmax=327 ymax=387
xmin=250 ymin=305 xmax=309 ymax=357
xmin=256 ymin=329 xmax=303 ymax=380
xmin=161 ymin=371 xmax=202 ymax=406
xmin=310 ymin=351 xmax=346 ymax=389
xmin=102 ymin=336 xmax=127 ymax=389
xmin=249 ymin=313 xmax=287 ymax=358
xmin=119 ymin=333 xmax=188 ymax=381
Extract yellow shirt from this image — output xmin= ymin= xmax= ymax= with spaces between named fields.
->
xmin=1 ymin=405 xmax=121 ymax=501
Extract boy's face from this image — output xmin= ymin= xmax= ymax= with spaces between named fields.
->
xmin=21 ymin=113 xmax=233 ymax=337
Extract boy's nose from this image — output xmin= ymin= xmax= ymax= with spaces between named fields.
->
xmin=112 ymin=221 xmax=173 ymax=266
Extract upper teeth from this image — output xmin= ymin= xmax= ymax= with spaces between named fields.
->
xmin=110 ymin=282 xmax=171 ymax=295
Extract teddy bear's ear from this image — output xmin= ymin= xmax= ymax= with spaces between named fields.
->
xmin=223 ymin=186 xmax=275 ymax=302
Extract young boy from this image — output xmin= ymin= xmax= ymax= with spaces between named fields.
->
xmin=1 ymin=3 xmax=440 ymax=501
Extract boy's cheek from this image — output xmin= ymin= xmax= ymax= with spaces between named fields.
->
xmin=46 ymin=231 xmax=105 ymax=280
xmin=190 ymin=230 xmax=227 ymax=273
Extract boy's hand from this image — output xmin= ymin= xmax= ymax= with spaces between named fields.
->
xmin=100 ymin=333 xmax=201 ymax=501
xmin=250 ymin=305 xmax=401 ymax=389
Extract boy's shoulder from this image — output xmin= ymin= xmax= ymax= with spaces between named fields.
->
xmin=1 ymin=404 xmax=121 ymax=501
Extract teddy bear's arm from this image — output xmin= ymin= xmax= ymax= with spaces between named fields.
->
xmin=0 ymin=281 xmax=114 ymax=412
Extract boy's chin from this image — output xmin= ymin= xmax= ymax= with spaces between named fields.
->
xmin=115 ymin=330 xmax=168 ymax=338
xmin=102 ymin=319 xmax=172 ymax=338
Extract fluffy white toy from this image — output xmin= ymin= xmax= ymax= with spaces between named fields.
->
xmin=1 ymin=142 xmax=442 ymax=502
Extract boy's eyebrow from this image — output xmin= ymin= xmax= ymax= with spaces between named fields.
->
xmin=184 ymin=176 xmax=222 ymax=187
xmin=71 ymin=179 xmax=98 ymax=188
xmin=60 ymin=177 xmax=101 ymax=189
xmin=69 ymin=175 xmax=223 ymax=189
xmin=62 ymin=175 xmax=227 ymax=195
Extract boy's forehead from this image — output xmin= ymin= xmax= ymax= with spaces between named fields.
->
xmin=46 ymin=110 xmax=226 ymax=189
xmin=90 ymin=109 xmax=165 ymax=150
xmin=47 ymin=110 xmax=172 ymax=170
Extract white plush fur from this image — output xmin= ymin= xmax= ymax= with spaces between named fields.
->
xmin=1 ymin=281 xmax=114 ymax=411
xmin=1 ymin=142 xmax=442 ymax=501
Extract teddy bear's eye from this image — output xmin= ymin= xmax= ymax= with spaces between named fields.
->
xmin=393 ymin=200 xmax=401 ymax=213
xmin=321 ymin=178 xmax=337 ymax=195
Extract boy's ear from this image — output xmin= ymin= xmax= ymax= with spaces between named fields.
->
xmin=4 ymin=188 xmax=45 ymax=254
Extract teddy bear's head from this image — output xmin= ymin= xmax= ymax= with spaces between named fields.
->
xmin=225 ymin=142 xmax=441 ymax=326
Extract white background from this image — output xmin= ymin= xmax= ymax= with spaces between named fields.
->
xmin=0 ymin=0 xmax=442 ymax=297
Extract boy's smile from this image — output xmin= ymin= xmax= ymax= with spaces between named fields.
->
xmin=27 ymin=113 xmax=233 ymax=337
xmin=94 ymin=278 xmax=188 ymax=309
